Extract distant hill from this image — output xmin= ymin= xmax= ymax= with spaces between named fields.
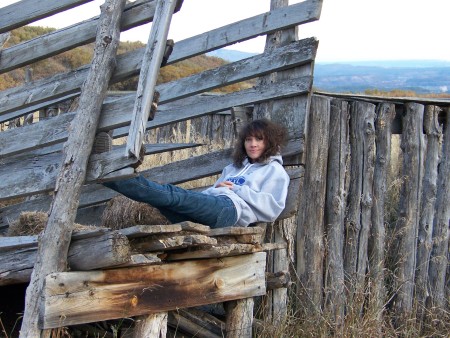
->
xmin=3 ymin=27 xmax=448 ymax=96
xmin=313 ymin=62 xmax=450 ymax=94
xmin=207 ymin=49 xmax=257 ymax=62
xmin=207 ymin=49 xmax=450 ymax=94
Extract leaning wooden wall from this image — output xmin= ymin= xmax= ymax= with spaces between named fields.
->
xmin=0 ymin=0 xmax=322 ymax=230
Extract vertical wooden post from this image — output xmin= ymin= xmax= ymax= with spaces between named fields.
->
xmin=19 ymin=1 xmax=126 ymax=336
xmin=415 ymin=105 xmax=442 ymax=322
xmin=225 ymin=298 xmax=254 ymax=338
xmin=393 ymin=102 xmax=425 ymax=326
xmin=368 ymin=102 xmax=395 ymax=328
xmin=428 ymin=107 xmax=450 ymax=310
xmin=324 ymin=98 xmax=350 ymax=326
xmin=343 ymin=101 xmax=376 ymax=313
xmin=251 ymin=0 xmax=320 ymax=325
xmin=133 ymin=313 xmax=168 ymax=338
xmin=296 ymin=95 xmax=330 ymax=314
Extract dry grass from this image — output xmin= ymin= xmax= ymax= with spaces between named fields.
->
xmin=7 ymin=212 xmax=98 ymax=236
xmin=101 ymin=195 xmax=171 ymax=230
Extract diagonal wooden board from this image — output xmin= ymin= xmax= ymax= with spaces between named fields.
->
xmin=40 ymin=252 xmax=266 ymax=329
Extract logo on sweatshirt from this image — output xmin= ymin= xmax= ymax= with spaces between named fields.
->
xmin=227 ymin=176 xmax=246 ymax=185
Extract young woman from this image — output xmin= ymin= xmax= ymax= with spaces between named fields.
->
xmin=103 ymin=118 xmax=290 ymax=228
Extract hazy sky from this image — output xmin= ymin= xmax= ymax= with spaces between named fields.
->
xmin=2 ymin=0 xmax=449 ymax=62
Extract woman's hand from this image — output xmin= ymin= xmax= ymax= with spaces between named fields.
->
xmin=215 ymin=181 xmax=233 ymax=189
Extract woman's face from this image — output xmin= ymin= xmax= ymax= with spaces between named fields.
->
xmin=244 ymin=135 xmax=266 ymax=162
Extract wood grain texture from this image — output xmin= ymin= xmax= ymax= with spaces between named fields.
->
xmin=40 ymin=252 xmax=266 ymax=328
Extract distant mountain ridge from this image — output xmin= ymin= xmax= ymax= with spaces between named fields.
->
xmin=207 ymin=49 xmax=450 ymax=94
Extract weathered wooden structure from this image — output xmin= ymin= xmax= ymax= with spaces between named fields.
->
xmin=0 ymin=0 xmax=321 ymax=336
xmin=1 ymin=0 xmax=449 ymax=337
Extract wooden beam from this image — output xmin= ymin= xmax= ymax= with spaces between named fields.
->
xmin=126 ymin=0 xmax=179 ymax=159
xmin=0 ymin=0 xmax=162 ymax=74
xmin=0 ymin=0 xmax=93 ymax=34
xmin=165 ymin=243 xmax=286 ymax=261
xmin=0 ymin=23 xmax=318 ymax=120
xmin=40 ymin=252 xmax=267 ymax=329
xmin=0 ymin=38 xmax=317 ymax=153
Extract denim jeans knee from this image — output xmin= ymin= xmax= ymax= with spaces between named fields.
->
xmin=213 ymin=197 xmax=238 ymax=228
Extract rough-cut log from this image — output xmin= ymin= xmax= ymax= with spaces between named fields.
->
xmin=344 ymin=101 xmax=376 ymax=310
xmin=40 ymin=253 xmax=267 ymax=329
xmin=133 ymin=313 xmax=167 ymax=338
xmin=266 ymin=271 xmax=291 ymax=290
xmin=428 ymin=107 xmax=450 ymax=310
xmin=126 ymin=0 xmax=179 ymax=159
xmin=165 ymin=243 xmax=286 ymax=261
xmin=415 ymin=105 xmax=442 ymax=319
xmin=169 ymin=308 xmax=226 ymax=337
xmin=368 ymin=102 xmax=395 ymax=327
xmin=118 ymin=223 xmax=184 ymax=237
xmin=296 ymin=95 xmax=330 ymax=312
xmin=0 ymin=231 xmax=130 ymax=286
xmin=225 ymin=298 xmax=254 ymax=338
xmin=168 ymin=312 xmax=222 ymax=338
xmin=323 ymin=98 xmax=349 ymax=324
xmin=132 ymin=234 xmax=217 ymax=252
xmin=393 ymin=102 xmax=425 ymax=325
xmin=19 ymin=2 xmax=127 ymax=336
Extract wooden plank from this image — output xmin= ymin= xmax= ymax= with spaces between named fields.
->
xmin=132 ymin=234 xmax=217 ymax=252
xmin=0 ymin=0 xmax=162 ymax=74
xmin=165 ymin=243 xmax=286 ymax=261
xmin=170 ymin=0 xmax=321 ymax=62
xmin=0 ymin=19 xmax=317 ymax=119
xmin=115 ymin=75 xmax=312 ymax=138
xmin=0 ymin=0 xmax=92 ymax=34
xmin=0 ymin=143 xmax=198 ymax=201
xmin=0 ymin=38 xmax=317 ymax=153
xmin=126 ymin=0 xmax=179 ymax=159
xmin=40 ymin=253 xmax=267 ymax=328
xmin=0 ymin=235 xmax=38 ymax=252
xmin=208 ymin=227 xmax=265 ymax=237
xmin=118 ymin=224 xmax=183 ymax=238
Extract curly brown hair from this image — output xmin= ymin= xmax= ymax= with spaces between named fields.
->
xmin=232 ymin=118 xmax=287 ymax=167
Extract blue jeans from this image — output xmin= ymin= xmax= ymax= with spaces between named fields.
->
xmin=103 ymin=175 xmax=237 ymax=228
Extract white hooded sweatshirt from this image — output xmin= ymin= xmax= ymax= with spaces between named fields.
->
xmin=202 ymin=155 xmax=290 ymax=226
